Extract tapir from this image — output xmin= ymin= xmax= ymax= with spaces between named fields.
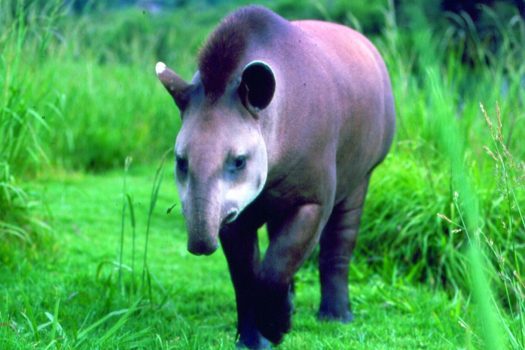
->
xmin=156 ymin=5 xmax=395 ymax=349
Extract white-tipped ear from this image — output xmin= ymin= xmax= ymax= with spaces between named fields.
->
xmin=155 ymin=61 xmax=167 ymax=75
xmin=155 ymin=61 xmax=192 ymax=110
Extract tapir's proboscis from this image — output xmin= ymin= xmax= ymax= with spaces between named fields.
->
xmin=156 ymin=5 xmax=395 ymax=349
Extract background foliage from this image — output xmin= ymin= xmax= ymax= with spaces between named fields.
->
xmin=1 ymin=0 xmax=524 ymax=348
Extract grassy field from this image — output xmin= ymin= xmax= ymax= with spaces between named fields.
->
xmin=1 ymin=167 xmax=467 ymax=349
xmin=1 ymin=0 xmax=524 ymax=349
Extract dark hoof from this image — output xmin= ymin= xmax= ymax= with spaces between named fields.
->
xmin=236 ymin=335 xmax=271 ymax=349
xmin=254 ymin=283 xmax=293 ymax=344
xmin=317 ymin=309 xmax=354 ymax=323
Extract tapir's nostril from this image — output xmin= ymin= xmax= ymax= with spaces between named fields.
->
xmin=223 ymin=210 xmax=239 ymax=225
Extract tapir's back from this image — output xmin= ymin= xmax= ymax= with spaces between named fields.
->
xmin=265 ymin=19 xmax=395 ymax=198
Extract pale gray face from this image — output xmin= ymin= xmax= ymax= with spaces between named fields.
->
xmin=155 ymin=60 xmax=276 ymax=256
xmin=174 ymin=108 xmax=268 ymax=255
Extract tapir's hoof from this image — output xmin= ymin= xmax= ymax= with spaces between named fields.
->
xmin=317 ymin=309 xmax=354 ymax=323
xmin=254 ymin=283 xmax=293 ymax=344
xmin=236 ymin=335 xmax=271 ymax=349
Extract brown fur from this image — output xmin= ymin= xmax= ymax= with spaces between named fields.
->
xmin=198 ymin=6 xmax=278 ymax=98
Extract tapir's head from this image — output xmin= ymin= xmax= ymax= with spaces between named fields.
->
xmin=155 ymin=60 xmax=276 ymax=255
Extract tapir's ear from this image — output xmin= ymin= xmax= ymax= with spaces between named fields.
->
xmin=155 ymin=61 xmax=191 ymax=110
xmin=238 ymin=60 xmax=275 ymax=115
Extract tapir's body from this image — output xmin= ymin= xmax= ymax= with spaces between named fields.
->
xmin=156 ymin=6 xmax=394 ymax=349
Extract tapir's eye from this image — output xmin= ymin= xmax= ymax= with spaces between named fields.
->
xmin=176 ymin=156 xmax=188 ymax=176
xmin=234 ymin=156 xmax=247 ymax=170
xmin=227 ymin=155 xmax=247 ymax=173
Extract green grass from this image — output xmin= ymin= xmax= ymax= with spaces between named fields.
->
xmin=1 ymin=0 xmax=524 ymax=348
xmin=0 ymin=0 xmax=54 ymax=250
xmin=0 ymin=167 xmax=467 ymax=349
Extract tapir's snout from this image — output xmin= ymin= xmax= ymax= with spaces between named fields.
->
xmin=186 ymin=209 xmax=239 ymax=256
xmin=187 ymin=237 xmax=218 ymax=256
xmin=182 ymin=192 xmax=221 ymax=256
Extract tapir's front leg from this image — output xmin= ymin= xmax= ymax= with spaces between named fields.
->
xmin=255 ymin=203 xmax=325 ymax=344
xmin=219 ymin=213 xmax=270 ymax=350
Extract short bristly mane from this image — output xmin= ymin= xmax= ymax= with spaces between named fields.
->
xmin=198 ymin=6 xmax=281 ymax=99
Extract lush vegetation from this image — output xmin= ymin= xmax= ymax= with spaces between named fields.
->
xmin=1 ymin=0 xmax=524 ymax=349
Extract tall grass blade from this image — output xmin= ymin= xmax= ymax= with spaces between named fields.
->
xmin=141 ymin=149 xmax=171 ymax=293
xmin=118 ymin=156 xmax=133 ymax=295
xmin=468 ymin=245 xmax=507 ymax=350
xmin=127 ymin=193 xmax=136 ymax=295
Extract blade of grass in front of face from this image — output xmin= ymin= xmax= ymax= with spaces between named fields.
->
xmin=118 ymin=157 xmax=131 ymax=296
xmin=142 ymin=149 xmax=171 ymax=299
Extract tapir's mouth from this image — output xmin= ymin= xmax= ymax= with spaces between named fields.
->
xmin=222 ymin=209 xmax=239 ymax=226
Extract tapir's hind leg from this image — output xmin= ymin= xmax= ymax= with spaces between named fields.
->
xmin=318 ymin=176 xmax=370 ymax=322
